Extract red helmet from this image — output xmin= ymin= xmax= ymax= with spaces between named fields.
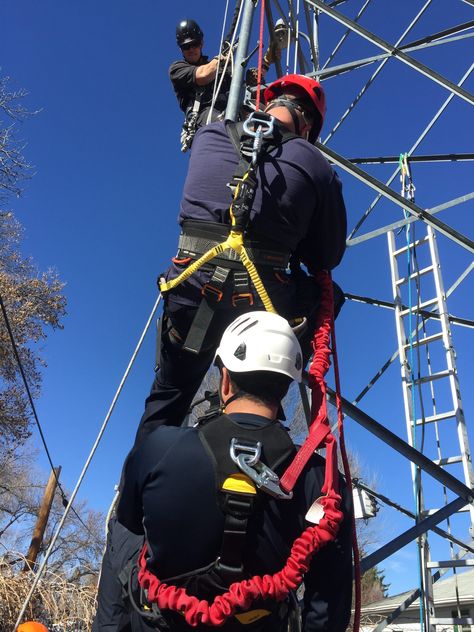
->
xmin=264 ymin=74 xmax=326 ymax=141
xmin=18 ymin=623 xmax=49 ymax=632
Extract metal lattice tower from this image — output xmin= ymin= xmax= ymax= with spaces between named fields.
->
xmin=225 ymin=1 xmax=474 ymax=629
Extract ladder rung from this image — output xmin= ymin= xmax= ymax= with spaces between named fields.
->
xmin=424 ymin=503 xmax=468 ymax=516
xmin=432 ymin=455 xmax=463 ymax=466
xmin=415 ymin=410 xmax=457 ymax=425
xmin=432 ymin=619 xmax=474 ymax=626
xmin=412 ymin=369 xmax=453 ymax=385
xmin=403 ymin=332 xmax=443 ymax=349
xmin=393 ymin=236 xmax=430 ymax=256
xmin=427 ymin=559 xmax=474 ymax=568
xmin=400 ymin=297 xmax=438 ymax=316
xmin=396 ymin=265 xmax=434 ymax=286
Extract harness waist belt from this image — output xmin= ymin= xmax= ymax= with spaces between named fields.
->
xmin=178 ymin=220 xmax=290 ymax=269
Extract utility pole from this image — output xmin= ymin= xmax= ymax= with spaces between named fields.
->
xmin=23 ymin=466 xmax=61 ymax=572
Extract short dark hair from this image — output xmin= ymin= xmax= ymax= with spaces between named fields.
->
xmin=227 ymin=369 xmax=292 ymax=408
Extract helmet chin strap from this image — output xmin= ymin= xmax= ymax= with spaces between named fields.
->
xmin=222 ymin=392 xmax=243 ymax=409
xmin=265 ymin=97 xmax=302 ymax=136
xmin=218 ymin=373 xmax=243 ymax=411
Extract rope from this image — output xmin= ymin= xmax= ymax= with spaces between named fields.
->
xmin=207 ymin=0 xmax=230 ymax=125
xmin=330 ymin=283 xmax=360 ymax=632
xmin=208 ymin=0 xmax=244 ymax=124
xmin=279 ymin=271 xmax=334 ymax=492
xmin=13 ymin=294 xmax=162 ymax=630
xmin=138 ymin=489 xmax=342 ymax=626
xmin=400 ymin=153 xmax=425 ymax=632
xmin=254 ymin=0 xmax=266 ymax=111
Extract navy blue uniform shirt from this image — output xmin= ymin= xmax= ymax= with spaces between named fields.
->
xmin=169 ymin=57 xmax=231 ymax=126
xmin=163 ymin=120 xmax=347 ymax=307
xmin=117 ymin=413 xmax=353 ymax=632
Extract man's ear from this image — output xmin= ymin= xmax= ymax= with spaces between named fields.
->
xmin=220 ymin=367 xmax=232 ymax=398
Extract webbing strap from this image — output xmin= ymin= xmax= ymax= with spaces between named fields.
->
xmin=225 ymin=119 xmax=299 ymax=171
xmin=225 ymin=120 xmax=245 ymax=156
xmin=191 ymin=88 xmax=204 ymax=115
xmin=280 ymin=421 xmax=330 ymax=494
xmin=182 ymin=266 xmax=230 ymax=354
xmin=280 ymin=271 xmax=338 ymax=494
xmin=217 ymin=494 xmax=254 ymax=581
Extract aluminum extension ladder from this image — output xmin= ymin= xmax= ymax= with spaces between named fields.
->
xmin=387 ymin=214 xmax=474 ymax=631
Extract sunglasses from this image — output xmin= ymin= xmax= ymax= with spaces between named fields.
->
xmin=180 ymin=41 xmax=201 ymax=51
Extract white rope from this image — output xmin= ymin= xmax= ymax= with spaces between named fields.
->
xmin=208 ymin=0 xmax=232 ymax=123
xmin=13 ymin=293 xmax=162 ymax=631
xmin=208 ymin=0 xmax=245 ymax=123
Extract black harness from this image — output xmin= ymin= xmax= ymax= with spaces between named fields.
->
xmin=197 ymin=413 xmax=296 ymax=585
xmin=121 ymin=413 xmax=298 ymax=630
xmin=177 ymin=116 xmax=299 ymax=355
xmin=180 ymin=88 xmax=204 ymax=153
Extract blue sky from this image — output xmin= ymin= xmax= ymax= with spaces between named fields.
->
xmin=2 ymin=0 xmax=473 ymax=596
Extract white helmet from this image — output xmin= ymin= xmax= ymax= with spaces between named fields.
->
xmin=215 ymin=311 xmax=303 ymax=382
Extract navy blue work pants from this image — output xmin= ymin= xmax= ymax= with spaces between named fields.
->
xmin=92 ymin=519 xmax=144 ymax=632
xmin=134 ymin=300 xmax=250 ymax=444
xmin=133 ymin=272 xmax=345 ymax=445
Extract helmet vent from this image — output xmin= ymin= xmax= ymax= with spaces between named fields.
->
xmin=238 ymin=321 xmax=258 ymax=335
xmin=230 ymin=315 xmax=251 ymax=332
xmin=295 ymin=352 xmax=302 ymax=371
xmin=234 ymin=342 xmax=247 ymax=361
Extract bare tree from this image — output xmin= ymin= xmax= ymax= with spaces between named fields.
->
xmin=0 ymin=74 xmax=66 ymax=446
xmin=0 ymin=75 xmax=33 ymax=201
xmin=42 ymin=490 xmax=105 ymax=581
xmin=0 ymin=447 xmax=43 ymax=543
xmin=0 ymin=446 xmax=105 ymax=581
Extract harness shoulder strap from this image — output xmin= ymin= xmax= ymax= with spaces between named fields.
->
xmin=224 ymin=118 xmax=300 ymax=167
xmin=198 ymin=413 xmax=296 ymax=481
xmin=180 ymin=88 xmax=205 ymax=153
xmin=197 ymin=414 xmax=296 ymax=583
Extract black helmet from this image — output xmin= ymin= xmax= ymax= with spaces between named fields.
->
xmin=176 ymin=19 xmax=204 ymax=47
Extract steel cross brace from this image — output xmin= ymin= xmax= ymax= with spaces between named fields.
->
xmin=354 ymin=480 xmax=474 ymax=554
xmin=317 ymin=32 xmax=474 ymax=81
xmin=359 ymin=497 xmax=467 ymax=573
xmin=315 ymin=142 xmax=474 ymax=253
xmin=305 ymin=0 xmax=474 ymax=105
xmin=347 ymin=192 xmax=474 ymax=246
xmin=326 ymin=388 xmax=474 ymax=505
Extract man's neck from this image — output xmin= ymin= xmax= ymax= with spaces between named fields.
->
xmin=224 ymin=397 xmax=277 ymax=421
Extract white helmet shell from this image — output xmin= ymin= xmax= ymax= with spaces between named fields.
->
xmin=215 ymin=311 xmax=303 ymax=382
